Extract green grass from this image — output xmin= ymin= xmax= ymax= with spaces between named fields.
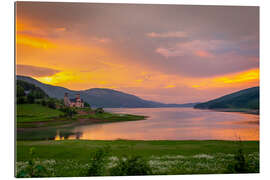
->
xmin=16 ymin=140 xmax=259 ymax=161
xmin=17 ymin=104 xmax=64 ymax=123
xmin=17 ymin=104 xmax=145 ymax=129
xmin=16 ymin=140 xmax=259 ymax=176
xmin=76 ymin=112 xmax=146 ymax=122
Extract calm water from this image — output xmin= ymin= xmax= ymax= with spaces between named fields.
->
xmin=54 ymin=107 xmax=259 ymax=141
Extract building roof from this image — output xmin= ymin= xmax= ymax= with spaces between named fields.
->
xmin=70 ymin=98 xmax=84 ymax=103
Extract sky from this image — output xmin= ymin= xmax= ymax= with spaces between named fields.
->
xmin=16 ymin=2 xmax=259 ymax=104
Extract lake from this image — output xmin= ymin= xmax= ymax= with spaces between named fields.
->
xmin=54 ymin=107 xmax=259 ymax=141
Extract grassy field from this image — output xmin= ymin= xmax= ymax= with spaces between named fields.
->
xmin=16 ymin=104 xmax=259 ymax=177
xmin=16 ymin=140 xmax=259 ymax=177
xmin=17 ymin=104 xmax=146 ymax=128
xmin=17 ymin=104 xmax=64 ymax=123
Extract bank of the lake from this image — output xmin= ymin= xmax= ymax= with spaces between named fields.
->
xmin=210 ymin=108 xmax=259 ymax=115
xmin=17 ymin=104 xmax=147 ymax=129
xmin=17 ymin=107 xmax=259 ymax=141
xmin=16 ymin=140 xmax=259 ymax=176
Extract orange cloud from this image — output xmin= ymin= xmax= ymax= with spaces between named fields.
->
xmin=194 ymin=50 xmax=214 ymax=58
xmin=214 ymin=68 xmax=259 ymax=84
xmin=15 ymin=4 xmax=259 ymax=103
xmin=165 ymin=85 xmax=176 ymax=88
xmin=35 ymin=71 xmax=81 ymax=86
xmin=16 ymin=34 xmax=56 ymax=49
xmin=190 ymin=68 xmax=259 ymax=89
xmin=147 ymin=31 xmax=187 ymax=38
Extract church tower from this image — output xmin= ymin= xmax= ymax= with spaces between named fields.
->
xmin=64 ymin=92 xmax=70 ymax=106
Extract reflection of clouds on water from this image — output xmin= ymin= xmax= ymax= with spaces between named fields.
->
xmin=20 ymin=108 xmax=258 ymax=141
xmin=61 ymin=107 xmax=259 ymax=141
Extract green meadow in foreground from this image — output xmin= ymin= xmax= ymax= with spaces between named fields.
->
xmin=16 ymin=140 xmax=259 ymax=177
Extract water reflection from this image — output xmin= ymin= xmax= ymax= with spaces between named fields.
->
xmin=54 ymin=130 xmax=82 ymax=140
xmin=17 ymin=108 xmax=259 ymax=141
xmin=67 ymin=108 xmax=259 ymax=140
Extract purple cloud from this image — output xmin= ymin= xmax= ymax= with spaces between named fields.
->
xmin=16 ymin=64 xmax=60 ymax=77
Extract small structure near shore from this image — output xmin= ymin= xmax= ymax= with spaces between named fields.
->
xmin=64 ymin=93 xmax=84 ymax=108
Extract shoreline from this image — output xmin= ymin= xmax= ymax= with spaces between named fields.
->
xmin=16 ymin=115 xmax=148 ymax=131
xmin=17 ymin=114 xmax=147 ymax=130
xmin=194 ymin=108 xmax=259 ymax=115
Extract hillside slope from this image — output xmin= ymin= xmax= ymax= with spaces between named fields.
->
xmin=17 ymin=75 xmax=197 ymax=108
xmin=194 ymin=87 xmax=259 ymax=110
xmin=17 ymin=104 xmax=64 ymax=123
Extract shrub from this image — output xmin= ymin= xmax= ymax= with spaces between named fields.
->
xmin=16 ymin=148 xmax=52 ymax=177
xmin=84 ymin=102 xmax=90 ymax=108
xmin=59 ymin=107 xmax=77 ymax=117
xmin=109 ymin=156 xmax=152 ymax=176
xmin=95 ymin=107 xmax=104 ymax=114
xmin=17 ymin=96 xmax=26 ymax=104
xmin=226 ymin=145 xmax=259 ymax=173
xmin=47 ymin=99 xmax=56 ymax=109
xmin=41 ymin=99 xmax=47 ymax=106
xmin=27 ymin=93 xmax=35 ymax=104
xmin=86 ymin=146 xmax=110 ymax=176
xmin=16 ymin=85 xmax=25 ymax=98
xmin=227 ymin=148 xmax=247 ymax=173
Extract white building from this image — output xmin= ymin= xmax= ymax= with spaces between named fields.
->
xmin=64 ymin=93 xmax=84 ymax=108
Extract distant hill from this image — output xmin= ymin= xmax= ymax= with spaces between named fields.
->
xmin=194 ymin=87 xmax=259 ymax=110
xmin=16 ymin=75 xmax=198 ymax=108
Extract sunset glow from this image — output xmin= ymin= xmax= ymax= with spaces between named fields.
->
xmin=16 ymin=2 xmax=259 ymax=103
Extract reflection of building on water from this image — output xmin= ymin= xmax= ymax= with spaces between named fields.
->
xmin=54 ymin=130 xmax=63 ymax=140
xmin=54 ymin=130 xmax=82 ymax=140
xmin=64 ymin=93 xmax=84 ymax=108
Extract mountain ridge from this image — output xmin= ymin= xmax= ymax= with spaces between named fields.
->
xmin=194 ymin=86 xmax=259 ymax=110
xmin=16 ymin=75 xmax=198 ymax=108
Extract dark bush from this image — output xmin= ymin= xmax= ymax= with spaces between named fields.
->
xmin=17 ymin=96 xmax=26 ymax=104
xmin=27 ymin=93 xmax=35 ymax=104
xmin=17 ymin=85 xmax=25 ymax=98
xmin=86 ymin=146 xmax=110 ymax=176
xmin=226 ymin=145 xmax=259 ymax=173
xmin=110 ymin=156 xmax=152 ymax=176
xmin=16 ymin=148 xmax=50 ymax=177
xmin=41 ymin=99 xmax=47 ymax=106
xmin=59 ymin=107 xmax=77 ymax=117
xmin=84 ymin=102 xmax=90 ymax=108
xmin=47 ymin=99 xmax=56 ymax=109
xmin=95 ymin=107 xmax=104 ymax=114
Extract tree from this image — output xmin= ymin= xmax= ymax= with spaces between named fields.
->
xmin=17 ymin=85 xmax=25 ymax=97
xmin=84 ymin=102 xmax=90 ymax=108
xmin=27 ymin=93 xmax=35 ymax=104
xmin=47 ymin=99 xmax=56 ymax=109
xmin=17 ymin=85 xmax=26 ymax=104
xmin=95 ymin=107 xmax=104 ymax=114
xmin=59 ymin=107 xmax=77 ymax=117
xmin=41 ymin=99 xmax=47 ymax=106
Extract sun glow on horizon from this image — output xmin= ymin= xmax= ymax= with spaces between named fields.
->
xmin=27 ymin=67 xmax=260 ymax=93
xmin=190 ymin=68 xmax=259 ymax=90
xmin=15 ymin=2 xmax=259 ymax=103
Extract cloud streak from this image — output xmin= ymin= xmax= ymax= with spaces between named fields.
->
xmin=16 ymin=64 xmax=60 ymax=77
xmin=146 ymin=31 xmax=187 ymax=38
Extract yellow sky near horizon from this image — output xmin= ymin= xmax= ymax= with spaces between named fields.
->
xmin=15 ymin=2 xmax=259 ymax=103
